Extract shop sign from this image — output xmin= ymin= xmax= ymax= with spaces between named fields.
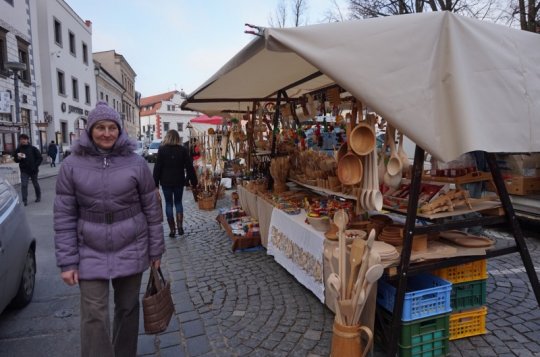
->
xmin=61 ymin=102 xmax=66 ymax=112
xmin=68 ymin=105 xmax=83 ymax=115
xmin=0 ymin=91 xmax=11 ymax=114
xmin=0 ymin=124 xmax=20 ymax=133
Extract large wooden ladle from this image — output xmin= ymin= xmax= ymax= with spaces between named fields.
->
xmin=337 ymin=101 xmax=363 ymax=185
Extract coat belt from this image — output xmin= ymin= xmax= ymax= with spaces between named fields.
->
xmin=79 ymin=204 xmax=142 ymax=224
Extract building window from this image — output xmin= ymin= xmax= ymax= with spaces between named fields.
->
xmin=4 ymin=0 xmax=14 ymax=6
xmin=85 ymin=84 xmax=90 ymax=104
xmin=177 ymin=123 xmax=183 ymax=132
xmin=72 ymin=77 xmax=79 ymax=100
xmin=69 ymin=31 xmax=76 ymax=56
xmin=105 ymin=94 xmax=109 ymax=102
xmin=57 ymin=70 xmax=65 ymax=95
xmin=54 ymin=19 xmax=62 ymax=46
xmin=20 ymin=108 xmax=30 ymax=126
xmin=82 ymin=42 xmax=88 ymax=64
xmin=61 ymin=121 xmax=68 ymax=144
xmin=17 ymin=38 xmax=30 ymax=83
xmin=164 ymin=122 xmax=169 ymax=132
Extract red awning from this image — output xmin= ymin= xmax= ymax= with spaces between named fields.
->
xmin=190 ymin=115 xmax=223 ymax=125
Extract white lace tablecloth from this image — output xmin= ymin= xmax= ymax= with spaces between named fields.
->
xmin=267 ymin=208 xmax=325 ymax=302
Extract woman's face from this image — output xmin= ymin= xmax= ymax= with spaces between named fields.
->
xmin=91 ymin=120 xmax=119 ymax=150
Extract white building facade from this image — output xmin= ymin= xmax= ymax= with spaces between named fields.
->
xmin=140 ymin=90 xmax=197 ymax=145
xmin=93 ymin=50 xmax=138 ymax=140
xmin=0 ymin=0 xmax=40 ymax=156
xmin=34 ymin=0 xmax=96 ymax=153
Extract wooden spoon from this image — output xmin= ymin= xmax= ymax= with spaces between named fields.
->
xmin=333 ymin=209 xmax=349 ymax=297
xmin=352 ymin=263 xmax=384 ymax=324
xmin=327 ymin=273 xmax=343 ymax=324
xmin=346 ymin=239 xmax=366 ymax=299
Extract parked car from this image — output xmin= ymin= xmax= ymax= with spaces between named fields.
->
xmin=0 ymin=176 xmax=36 ymax=313
xmin=134 ymin=140 xmax=146 ymax=156
xmin=145 ymin=139 xmax=162 ymax=162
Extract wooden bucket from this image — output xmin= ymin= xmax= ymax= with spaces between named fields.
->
xmin=330 ymin=322 xmax=373 ymax=357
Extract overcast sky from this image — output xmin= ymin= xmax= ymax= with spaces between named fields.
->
xmin=66 ymin=0 xmax=348 ymax=98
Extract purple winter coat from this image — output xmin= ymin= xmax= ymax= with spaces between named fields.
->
xmin=54 ymin=130 xmax=165 ymax=280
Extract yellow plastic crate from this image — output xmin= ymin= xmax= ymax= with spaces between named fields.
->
xmin=449 ymin=306 xmax=487 ymax=340
xmin=433 ymin=259 xmax=487 ymax=284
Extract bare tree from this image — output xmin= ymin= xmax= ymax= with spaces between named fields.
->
xmin=269 ymin=0 xmax=288 ymax=27
xmin=321 ymin=0 xmax=348 ymax=22
xmin=515 ymin=0 xmax=540 ymax=31
xmin=348 ymin=0 xmax=503 ymax=19
xmin=269 ymin=0 xmax=308 ymax=27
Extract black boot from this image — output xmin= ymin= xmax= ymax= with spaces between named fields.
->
xmin=176 ymin=213 xmax=184 ymax=235
xmin=167 ymin=218 xmax=176 ymax=238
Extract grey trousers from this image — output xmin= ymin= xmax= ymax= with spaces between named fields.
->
xmin=79 ymin=273 xmax=143 ymax=357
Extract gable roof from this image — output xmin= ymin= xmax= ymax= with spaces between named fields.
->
xmin=140 ymin=91 xmax=180 ymax=116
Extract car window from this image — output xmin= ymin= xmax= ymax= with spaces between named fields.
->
xmin=0 ymin=178 xmax=17 ymax=217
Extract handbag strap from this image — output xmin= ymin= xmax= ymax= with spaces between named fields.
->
xmin=146 ymin=267 xmax=166 ymax=294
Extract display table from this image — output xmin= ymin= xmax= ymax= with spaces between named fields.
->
xmin=267 ymin=208 xmax=325 ymax=302
xmin=237 ymin=185 xmax=273 ymax=247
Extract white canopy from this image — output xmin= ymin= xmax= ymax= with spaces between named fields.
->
xmin=182 ymin=11 xmax=540 ymax=162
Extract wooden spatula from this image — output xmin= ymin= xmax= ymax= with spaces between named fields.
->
xmin=346 ymin=238 xmax=365 ymax=299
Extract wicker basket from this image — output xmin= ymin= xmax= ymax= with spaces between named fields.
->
xmin=198 ymin=196 xmax=215 ymax=210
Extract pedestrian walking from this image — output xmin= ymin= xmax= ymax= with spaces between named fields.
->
xmin=153 ymin=129 xmax=198 ymax=237
xmin=53 ymin=101 xmax=165 ymax=357
xmin=47 ymin=140 xmax=58 ymax=167
xmin=13 ymin=133 xmax=42 ymax=206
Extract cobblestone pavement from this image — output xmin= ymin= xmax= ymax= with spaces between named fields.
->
xmin=141 ymin=189 xmax=540 ymax=357
xmin=7 ymin=164 xmax=539 ymax=356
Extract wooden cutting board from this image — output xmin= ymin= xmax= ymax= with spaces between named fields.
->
xmin=439 ymin=230 xmax=494 ymax=248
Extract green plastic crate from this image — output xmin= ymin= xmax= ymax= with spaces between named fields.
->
xmin=376 ymin=307 xmax=450 ymax=357
xmin=450 ymin=279 xmax=486 ymax=311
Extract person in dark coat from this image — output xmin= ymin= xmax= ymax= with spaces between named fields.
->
xmin=153 ymin=129 xmax=198 ymax=237
xmin=13 ymin=133 xmax=42 ymax=206
xmin=47 ymin=140 xmax=58 ymax=167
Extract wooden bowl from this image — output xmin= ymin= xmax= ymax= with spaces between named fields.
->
xmin=307 ymin=216 xmax=331 ymax=232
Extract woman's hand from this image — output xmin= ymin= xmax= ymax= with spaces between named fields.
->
xmin=152 ymin=259 xmax=161 ymax=269
xmin=61 ymin=270 xmax=79 ymax=286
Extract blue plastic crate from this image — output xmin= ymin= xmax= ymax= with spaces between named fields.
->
xmin=377 ymin=273 xmax=452 ymax=321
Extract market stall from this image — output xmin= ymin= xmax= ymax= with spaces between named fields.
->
xmin=183 ymin=11 xmax=540 ymax=357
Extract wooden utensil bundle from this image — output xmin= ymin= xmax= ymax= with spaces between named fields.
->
xmin=326 ymin=221 xmax=383 ymax=329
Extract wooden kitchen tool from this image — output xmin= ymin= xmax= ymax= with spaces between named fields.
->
xmin=337 ymin=101 xmax=363 ymax=185
xmin=439 ymin=230 xmax=495 ymax=247
xmin=346 ymin=239 xmax=366 ymax=299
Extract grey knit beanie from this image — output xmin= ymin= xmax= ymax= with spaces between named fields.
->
xmin=87 ymin=101 xmax=121 ymax=130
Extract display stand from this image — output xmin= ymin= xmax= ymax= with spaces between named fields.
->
xmin=216 ymin=214 xmax=262 ymax=252
xmin=382 ymin=146 xmax=540 ymax=357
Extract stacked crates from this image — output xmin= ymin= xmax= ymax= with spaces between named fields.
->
xmin=433 ymin=259 xmax=488 ymax=340
xmin=376 ymin=273 xmax=453 ymax=356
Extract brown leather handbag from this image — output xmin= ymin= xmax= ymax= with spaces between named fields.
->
xmin=142 ymin=267 xmax=175 ymax=334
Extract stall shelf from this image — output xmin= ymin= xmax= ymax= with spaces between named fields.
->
xmin=380 ymin=147 xmax=540 ymax=357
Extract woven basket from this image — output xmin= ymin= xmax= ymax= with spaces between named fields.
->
xmin=198 ymin=196 xmax=215 ymax=210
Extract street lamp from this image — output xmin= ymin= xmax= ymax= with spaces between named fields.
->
xmin=6 ymin=61 xmax=28 ymax=139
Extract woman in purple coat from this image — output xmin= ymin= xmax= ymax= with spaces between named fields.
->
xmin=54 ymin=101 xmax=165 ymax=357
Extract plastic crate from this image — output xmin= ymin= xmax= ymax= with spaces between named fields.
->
xmin=451 ymin=279 xmax=486 ymax=311
xmin=433 ymin=259 xmax=487 ymax=284
xmin=449 ymin=306 xmax=487 ymax=340
xmin=376 ymin=307 xmax=450 ymax=357
xmin=377 ymin=273 xmax=452 ymax=322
